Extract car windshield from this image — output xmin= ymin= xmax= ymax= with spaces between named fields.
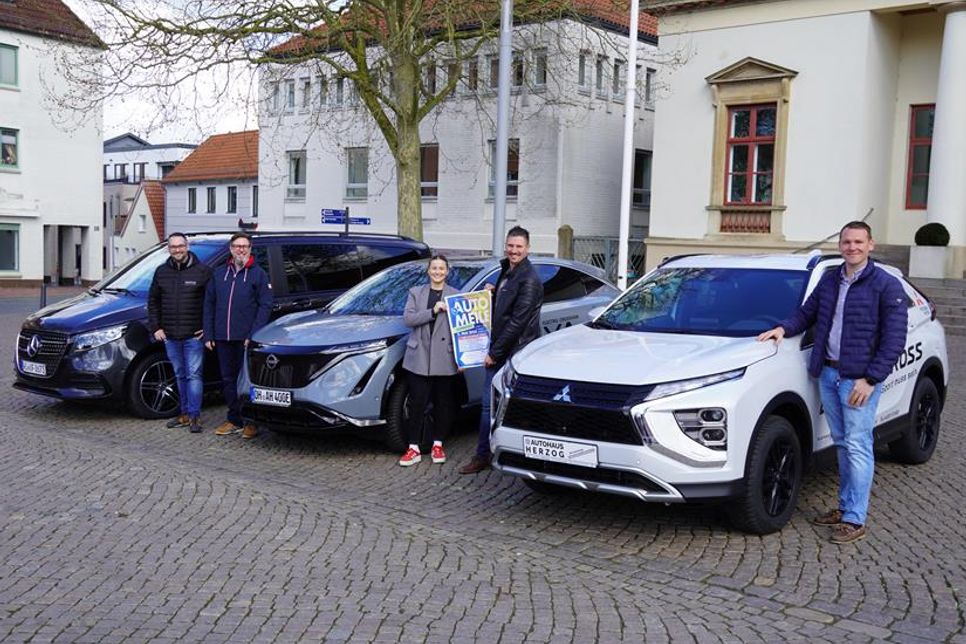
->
xmin=93 ymin=243 xmax=223 ymax=295
xmin=327 ymin=263 xmax=484 ymax=316
xmin=593 ymin=267 xmax=808 ymax=337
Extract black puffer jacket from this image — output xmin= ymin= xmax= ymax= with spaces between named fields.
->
xmin=147 ymin=252 xmax=213 ymax=340
xmin=489 ymin=257 xmax=543 ymax=366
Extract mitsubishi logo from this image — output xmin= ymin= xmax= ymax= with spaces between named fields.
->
xmin=26 ymin=335 xmax=42 ymax=358
xmin=265 ymin=354 xmax=279 ymax=369
xmin=552 ymin=384 xmax=572 ymax=403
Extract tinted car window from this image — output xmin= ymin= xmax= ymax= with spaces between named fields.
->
xmin=537 ymin=265 xmax=589 ymax=303
xmin=98 ymin=242 xmax=222 ymax=294
xmin=281 ymin=243 xmax=364 ymax=293
xmin=328 ymin=263 xmax=482 ymax=316
xmin=594 ymin=267 xmax=807 ymax=337
xmin=357 ymin=243 xmax=427 ymax=278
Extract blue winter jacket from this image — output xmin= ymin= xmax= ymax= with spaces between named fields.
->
xmin=203 ymin=256 xmax=273 ymax=342
xmin=779 ymin=259 xmax=907 ymax=383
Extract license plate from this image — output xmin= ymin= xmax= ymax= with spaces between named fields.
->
xmin=20 ymin=360 xmax=46 ymax=376
xmin=250 ymin=386 xmax=292 ymax=407
xmin=523 ymin=435 xmax=598 ymax=468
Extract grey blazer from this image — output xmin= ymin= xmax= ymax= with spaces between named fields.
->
xmin=402 ymin=284 xmax=459 ymax=376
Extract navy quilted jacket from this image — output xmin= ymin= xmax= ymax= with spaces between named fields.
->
xmin=779 ymin=260 xmax=908 ymax=383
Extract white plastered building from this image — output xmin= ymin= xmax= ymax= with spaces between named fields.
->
xmin=257 ymin=14 xmax=661 ymax=256
xmin=642 ymin=0 xmax=966 ymax=274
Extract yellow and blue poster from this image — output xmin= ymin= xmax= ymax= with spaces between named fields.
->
xmin=444 ymin=290 xmax=492 ymax=368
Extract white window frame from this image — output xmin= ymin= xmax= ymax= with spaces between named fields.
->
xmin=227 ymin=185 xmax=237 ymax=214
xmin=287 ymin=151 xmax=306 ymax=201
xmin=612 ymin=60 xmax=625 ymax=101
xmin=595 ymin=55 xmax=607 ymax=98
xmin=577 ymin=51 xmax=590 ymax=93
xmin=317 ymin=74 xmax=327 ymax=107
xmin=644 ymin=68 xmax=657 ymax=108
xmin=533 ymin=48 xmax=548 ymax=89
xmin=270 ymin=82 xmax=280 ymax=112
xmin=206 ymin=186 xmax=216 ymax=213
xmin=285 ymin=80 xmax=296 ymax=112
xmin=345 ymin=147 xmax=369 ymax=200
xmin=300 ymin=76 xmax=312 ymax=111
xmin=138 ymin=213 xmax=147 ymax=233
xmin=187 ymin=187 xmax=197 ymax=214
xmin=463 ymin=58 xmax=479 ymax=94
xmin=420 ymin=143 xmax=439 ymax=199
xmin=0 ymin=223 xmax=20 ymax=272
xmin=0 ymin=44 xmax=18 ymax=88
xmin=333 ymin=77 xmax=345 ymax=106
xmin=633 ymin=149 xmax=652 ymax=209
xmin=487 ymin=138 xmax=520 ymax=199
xmin=1 ymin=127 xmax=18 ymax=169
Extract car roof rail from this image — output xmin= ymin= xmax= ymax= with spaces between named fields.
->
xmin=182 ymin=230 xmax=423 ymax=242
xmin=658 ymin=253 xmax=708 ymax=267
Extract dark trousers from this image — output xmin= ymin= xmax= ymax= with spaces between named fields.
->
xmin=475 ymin=366 xmax=498 ymax=459
xmin=216 ymin=340 xmax=246 ymax=426
xmin=406 ymin=370 xmax=456 ymax=445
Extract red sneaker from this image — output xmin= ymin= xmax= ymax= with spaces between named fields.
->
xmin=431 ymin=444 xmax=446 ymax=464
xmin=398 ymin=447 xmax=421 ymax=467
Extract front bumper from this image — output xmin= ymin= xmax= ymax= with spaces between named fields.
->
xmin=241 ymin=396 xmax=384 ymax=432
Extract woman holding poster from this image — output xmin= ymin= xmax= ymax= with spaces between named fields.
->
xmin=397 ymin=255 xmax=460 ymax=467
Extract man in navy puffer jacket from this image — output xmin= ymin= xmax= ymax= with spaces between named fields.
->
xmin=759 ymin=221 xmax=907 ymax=545
xmin=203 ymin=233 xmax=273 ymax=439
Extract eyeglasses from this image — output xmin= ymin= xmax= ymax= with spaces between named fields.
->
xmin=168 ymin=244 xmax=187 ymax=250
xmin=231 ymin=244 xmax=251 ymax=250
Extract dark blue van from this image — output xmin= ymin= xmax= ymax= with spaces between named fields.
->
xmin=13 ymin=232 xmax=430 ymax=418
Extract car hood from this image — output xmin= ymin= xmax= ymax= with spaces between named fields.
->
xmin=22 ymin=291 xmax=147 ymax=333
xmin=512 ymin=324 xmax=777 ymax=385
xmin=253 ymin=311 xmax=409 ymax=348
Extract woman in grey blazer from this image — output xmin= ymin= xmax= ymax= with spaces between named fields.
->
xmin=398 ymin=255 xmax=460 ymax=466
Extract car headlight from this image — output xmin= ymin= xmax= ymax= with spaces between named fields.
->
xmin=320 ymin=339 xmax=389 ymax=355
xmin=316 ymin=348 xmax=386 ymax=401
xmin=500 ymin=358 xmax=518 ymax=394
xmin=643 ymin=368 xmax=745 ymax=402
xmin=72 ymin=325 xmax=127 ymax=352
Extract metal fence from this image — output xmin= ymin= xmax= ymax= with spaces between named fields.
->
xmin=572 ymin=236 xmax=647 ymax=284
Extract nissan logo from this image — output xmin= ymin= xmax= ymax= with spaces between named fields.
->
xmin=265 ymin=354 xmax=279 ymax=369
xmin=26 ymin=335 xmax=42 ymax=358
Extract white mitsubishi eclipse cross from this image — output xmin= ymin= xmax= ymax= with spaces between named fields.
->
xmin=489 ymin=253 xmax=948 ymax=534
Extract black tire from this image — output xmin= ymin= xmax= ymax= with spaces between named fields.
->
xmin=729 ymin=415 xmax=803 ymax=535
xmin=384 ymin=379 xmax=437 ymax=453
xmin=522 ymin=478 xmax=567 ymax=495
xmin=126 ymin=353 xmax=180 ymax=419
xmin=889 ymin=377 xmax=942 ymax=465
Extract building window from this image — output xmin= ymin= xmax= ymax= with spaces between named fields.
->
xmin=595 ymin=56 xmax=606 ymax=97
xmin=103 ymin=164 xmax=109 ymax=180
xmin=0 ymin=223 xmax=18 ymax=270
xmin=346 ymin=80 xmax=359 ymax=106
xmin=346 ymin=147 xmax=368 ymax=199
xmin=424 ymin=61 xmax=437 ymax=95
xmin=333 ymin=77 xmax=345 ymax=106
xmin=906 ymin=104 xmax=934 ymax=210
xmin=644 ymin=68 xmax=657 ymax=107
xmin=512 ymin=51 xmax=524 ymax=87
xmin=725 ymin=104 xmax=776 ymax=205
xmin=300 ymin=77 xmax=311 ymax=110
xmin=612 ymin=60 xmax=625 ymax=98
xmin=287 ymin=151 xmax=306 ymax=200
xmin=533 ymin=49 xmax=547 ymax=88
xmin=488 ymin=55 xmax=499 ymax=90
xmin=488 ymin=138 xmax=520 ymax=198
xmin=206 ymin=186 xmax=216 ymax=213
xmin=133 ymin=162 xmax=147 ymax=182
xmin=187 ymin=188 xmax=197 ymax=214
xmin=0 ymin=45 xmax=17 ymax=87
xmin=577 ymin=52 xmax=590 ymax=92
xmin=252 ymin=185 xmax=259 ymax=217
xmin=446 ymin=61 xmax=459 ymax=94
xmin=114 ymin=163 xmax=127 ymax=181
xmin=464 ymin=59 xmax=479 ymax=93
xmin=139 ymin=213 xmax=147 ymax=233
xmin=633 ymin=149 xmax=652 ymax=208
xmin=317 ymin=74 xmax=327 ymax=107
xmin=270 ymin=82 xmax=279 ymax=112
xmin=421 ymin=144 xmax=439 ymax=198
xmin=227 ymin=185 xmax=237 ymax=213
xmin=285 ymin=80 xmax=295 ymax=111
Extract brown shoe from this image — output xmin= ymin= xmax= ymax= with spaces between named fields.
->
xmin=812 ymin=509 xmax=844 ymax=526
xmin=214 ymin=421 xmax=241 ymax=436
xmin=241 ymin=424 xmax=258 ymax=440
xmin=459 ymin=456 xmax=491 ymax=475
xmin=165 ymin=414 xmax=190 ymax=429
xmin=831 ymin=522 xmax=867 ymax=544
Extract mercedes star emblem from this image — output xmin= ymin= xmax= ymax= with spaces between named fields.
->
xmin=26 ymin=335 xmax=42 ymax=358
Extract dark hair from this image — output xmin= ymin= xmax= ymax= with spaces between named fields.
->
xmin=428 ymin=254 xmax=449 ymax=267
xmin=839 ymin=221 xmax=872 ymax=240
xmin=167 ymin=232 xmax=187 ymax=244
xmin=230 ymin=232 xmax=252 ymax=246
xmin=506 ymin=226 xmax=530 ymax=244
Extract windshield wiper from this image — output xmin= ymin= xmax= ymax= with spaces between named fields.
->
xmin=101 ymin=287 xmax=131 ymax=295
xmin=587 ymin=319 xmax=617 ymax=330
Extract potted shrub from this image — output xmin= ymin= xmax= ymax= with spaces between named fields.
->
xmin=909 ymin=222 xmax=950 ymax=279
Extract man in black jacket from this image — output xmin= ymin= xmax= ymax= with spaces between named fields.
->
xmin=148 ymin=233 xmax=213 ymax=433
xmin=460 ymin=226 xmax=543 ymax=475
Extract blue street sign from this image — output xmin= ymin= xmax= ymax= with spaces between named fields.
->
xmin=348 ymin=217 xmax=371 ymax=225
xmin=321 ymin=213 xmax=371 ymax=225
xmin=321 ymin=208 xmax=347 ymax=218
xmin=321 ymin=214 xmax=345 ymax=224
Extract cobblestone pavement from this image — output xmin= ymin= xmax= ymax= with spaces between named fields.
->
xmin=1 ymin=295 xmax=964 ymax=643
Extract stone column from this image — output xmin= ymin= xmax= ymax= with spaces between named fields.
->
xmin=927 ymin=2 xmax=966 ymax=245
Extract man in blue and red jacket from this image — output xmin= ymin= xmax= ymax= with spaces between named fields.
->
xmin=759 ymin=221 xmax=907 ymax=545
xmin=204 ymin=233 xmax=273 ymax=439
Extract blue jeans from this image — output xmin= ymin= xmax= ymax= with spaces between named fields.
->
xmin=819 ymin=366 xmax=883 ymax=526
xmin=475 ymin=367 xmax=497 ymax=460
xmin=165 ymin=337 xmax=204 ymax=418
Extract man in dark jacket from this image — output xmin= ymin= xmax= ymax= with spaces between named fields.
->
xmin=758 ymin=221 xmax=907 ymax=544
xmin=204 ymin=233 xmax=273 ymax=439
xmin=148 ymin=233 xmax=213 ymax=433
xmin=460 ymin=226 xmax=543 ymax=475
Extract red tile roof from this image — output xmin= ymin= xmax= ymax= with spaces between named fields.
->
xmin=143 ymin=181 xmax=166 ymax=239
xmin=0 ymin=0 xmax=104 ymax=48
xmin=162 ymin=131 xmax=259 ymax=183
xmin=273 ymin=0 xmax=657 ymax=56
